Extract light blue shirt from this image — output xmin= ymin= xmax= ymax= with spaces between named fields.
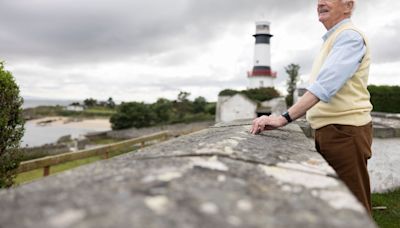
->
xmin=307 ymin=19 xmax=366 ymax=103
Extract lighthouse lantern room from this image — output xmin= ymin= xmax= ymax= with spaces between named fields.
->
xmin=247 ymin=21 xmax=276 ymax=89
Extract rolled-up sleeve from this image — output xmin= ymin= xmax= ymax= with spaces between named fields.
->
xmin=307 ymin=30 xmax=366 ymax=103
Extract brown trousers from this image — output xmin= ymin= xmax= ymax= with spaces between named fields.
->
xmin=315 ymin=122 xmax=373 ymax=215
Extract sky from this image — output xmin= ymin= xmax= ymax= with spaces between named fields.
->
xmin=1 ymin=0 xmax=399 ymax=103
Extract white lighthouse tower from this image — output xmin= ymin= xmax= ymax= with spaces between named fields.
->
xmin=247 ymin=21 xmax=276 ymax=88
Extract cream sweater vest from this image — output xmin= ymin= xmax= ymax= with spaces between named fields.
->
xmin=306 ymin=22 xmax=372 ymax=129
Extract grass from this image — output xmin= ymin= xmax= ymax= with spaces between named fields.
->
xmin=372 ymin=188 xmax=400 ymax=228
xmin=14 ymin=146 xmax=138 ymax=185
xmin=14 ymin=156 xmax=103 ymax=184
xmin=88 ymin=138 xmax=123 ymax=145
xmin=83 ymin=108 xmax=116 ymax=114
xmin=23 ymin=105 xmax=116 ymax=119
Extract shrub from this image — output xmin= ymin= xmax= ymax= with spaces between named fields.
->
xmin=110 ymin=102 xmax=155 ymax=130
xmin=368 ymin=85 xmax=400 ymax=113
xmin=0 ymin=62 xmax=24 ymax=188
xmin=219 ymin=89 xmax=239 ymax=96
xmin=241 ymin=87 xmax=280 ymax=102
xmin=219 ymin=88 xmax=280 ymax=102
xmin=110 ymin=92 xmax=216 ymax=130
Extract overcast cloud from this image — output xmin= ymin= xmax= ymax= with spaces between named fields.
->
xmin=0 ymin=0 xmax=399 ymax=102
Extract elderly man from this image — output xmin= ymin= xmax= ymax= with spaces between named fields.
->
xmin=250 ymin=0 xmax=373 ymax=215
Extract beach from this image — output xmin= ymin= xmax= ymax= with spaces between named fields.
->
xmin=22 ymin=117 xmax=111 ymax=147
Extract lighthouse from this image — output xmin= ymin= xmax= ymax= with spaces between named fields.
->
xmin=247 ymin=21 xmax=276 ymax=88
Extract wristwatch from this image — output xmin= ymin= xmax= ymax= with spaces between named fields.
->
xmin=281 ymin=111 xmax=293 ymax=123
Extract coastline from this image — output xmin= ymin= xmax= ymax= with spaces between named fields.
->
xmin=22 ymin=117 xmax=111 ymax=147
xmin=28 ymin=116 xmax=111 ymax=130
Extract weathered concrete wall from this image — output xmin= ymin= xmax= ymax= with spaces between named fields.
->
xmin=0 ymin=120 xmax=375 ymax=228
xmin=370 ymin=138 xmax=400 ymax=193
xmin=297 ymin=115 xmax=400 ymax=139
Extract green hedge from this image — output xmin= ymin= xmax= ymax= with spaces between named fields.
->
xmin=219 ymin=87 xmax=280 ymax=102
xmin=368 ymin=85 xmax=400 ymax=113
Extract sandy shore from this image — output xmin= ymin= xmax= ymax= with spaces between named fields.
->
xmin=28 ymin=117 xmax=111 ymax=130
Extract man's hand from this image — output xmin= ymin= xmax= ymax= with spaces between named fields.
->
xmin=250 ymin=115 xmax=287 ymax=135
xmin=249 ymin=92 xmax=319 ymax=135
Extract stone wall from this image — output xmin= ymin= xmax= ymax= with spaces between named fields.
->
xmin=0 ymin=120 xmax=376 ymax=228
xmin=297 ymin=114 xmax=400 ymax=139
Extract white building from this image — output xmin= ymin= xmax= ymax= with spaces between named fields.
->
xmin=65 ymin=105 xmax=84 ymax=112
xmin=216 ymin=94 xmax=257 ymax=123
xmin=215 ymin=93 xmax=286 ymax=123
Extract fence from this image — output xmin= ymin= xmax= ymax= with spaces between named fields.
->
xmin=16 ymin=131 xmax=170 ymax=177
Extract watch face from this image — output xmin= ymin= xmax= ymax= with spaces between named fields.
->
xmin=282 ymin=112 xmax=292 ymax=122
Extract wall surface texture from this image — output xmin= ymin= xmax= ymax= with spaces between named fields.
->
xmin=0 ymin=120 xmax=376 ymax=228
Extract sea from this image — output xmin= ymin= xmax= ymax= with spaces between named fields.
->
xmin=23 ymin=99 xmax=78 ymax=109
xmin=21 ymin=99 xmax=111 ymax=147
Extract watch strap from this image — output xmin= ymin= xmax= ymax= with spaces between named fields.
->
xmin=282 ymin=111 xmax=293 ymax=123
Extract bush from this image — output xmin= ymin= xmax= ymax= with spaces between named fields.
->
xmin=110 ymin=92 xmax=216 ymax=130
xmin=368 ymin=85 xmax=400 ymax=113
xmin=241 ymin=87 xmax=280 ymax=102
xmin=218 ymin=88 xmax=280 ymax=102
xmin=219 ymin=89 xmax=239 ymax=96
xmin=150 ymin=98 xmax=174 ymax=123
xmin=0 ymin=62 xmax=24 ymax=188
xmin=110 ymin=102 xmax=155 ymax=130
xmin=193 ymin=96 xmax=207 ymax=113
xmin=206 ymin=103 xmax=216 ymax=115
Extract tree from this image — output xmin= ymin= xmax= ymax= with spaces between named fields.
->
xmin=151 ymin=98 xmax=173 ymax=123
xmin=177 ymin=91 xmax=190 ymax=103
xmin=175 ymin=91 xmax=193 ymax=118
xmin=285 ymin=63 xmax=300 ymax=107
xmin=107 ymin=97 xmax=116 ymax=109
xmin=206 ymin=102 xmax=216 ymax=115
xmin=193 ymin=96 xmax=207 ymax=113
xmin=83 ymin=98 xmax=97 ymax=107
xmin=70 ymin=102 xmax=80 ymax=106
xmin=110 ymin=102 xmax=155 ymax=130
xmin=0 ymin=62 xmax=24 ymax=188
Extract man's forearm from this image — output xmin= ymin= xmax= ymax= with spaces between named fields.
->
xmin=287 ymin=91 xmax=320 ymax=121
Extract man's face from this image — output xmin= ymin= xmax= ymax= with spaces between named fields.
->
xmin=317 ymin=0 xmax=351 ymax=30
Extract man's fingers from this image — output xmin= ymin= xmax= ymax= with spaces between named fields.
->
xmin=251 ymin=119 xmax=260 ymax=133
xmin=250 ymin=116 xmax=271 ymax=134
xmin=251 ymin=123 xmax=259 ymax=134
xmin=250 ymin=124 xmax=257 ymax=134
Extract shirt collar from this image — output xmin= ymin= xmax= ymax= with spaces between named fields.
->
xmin=322 ymin=18 xmax=351 ymax=41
